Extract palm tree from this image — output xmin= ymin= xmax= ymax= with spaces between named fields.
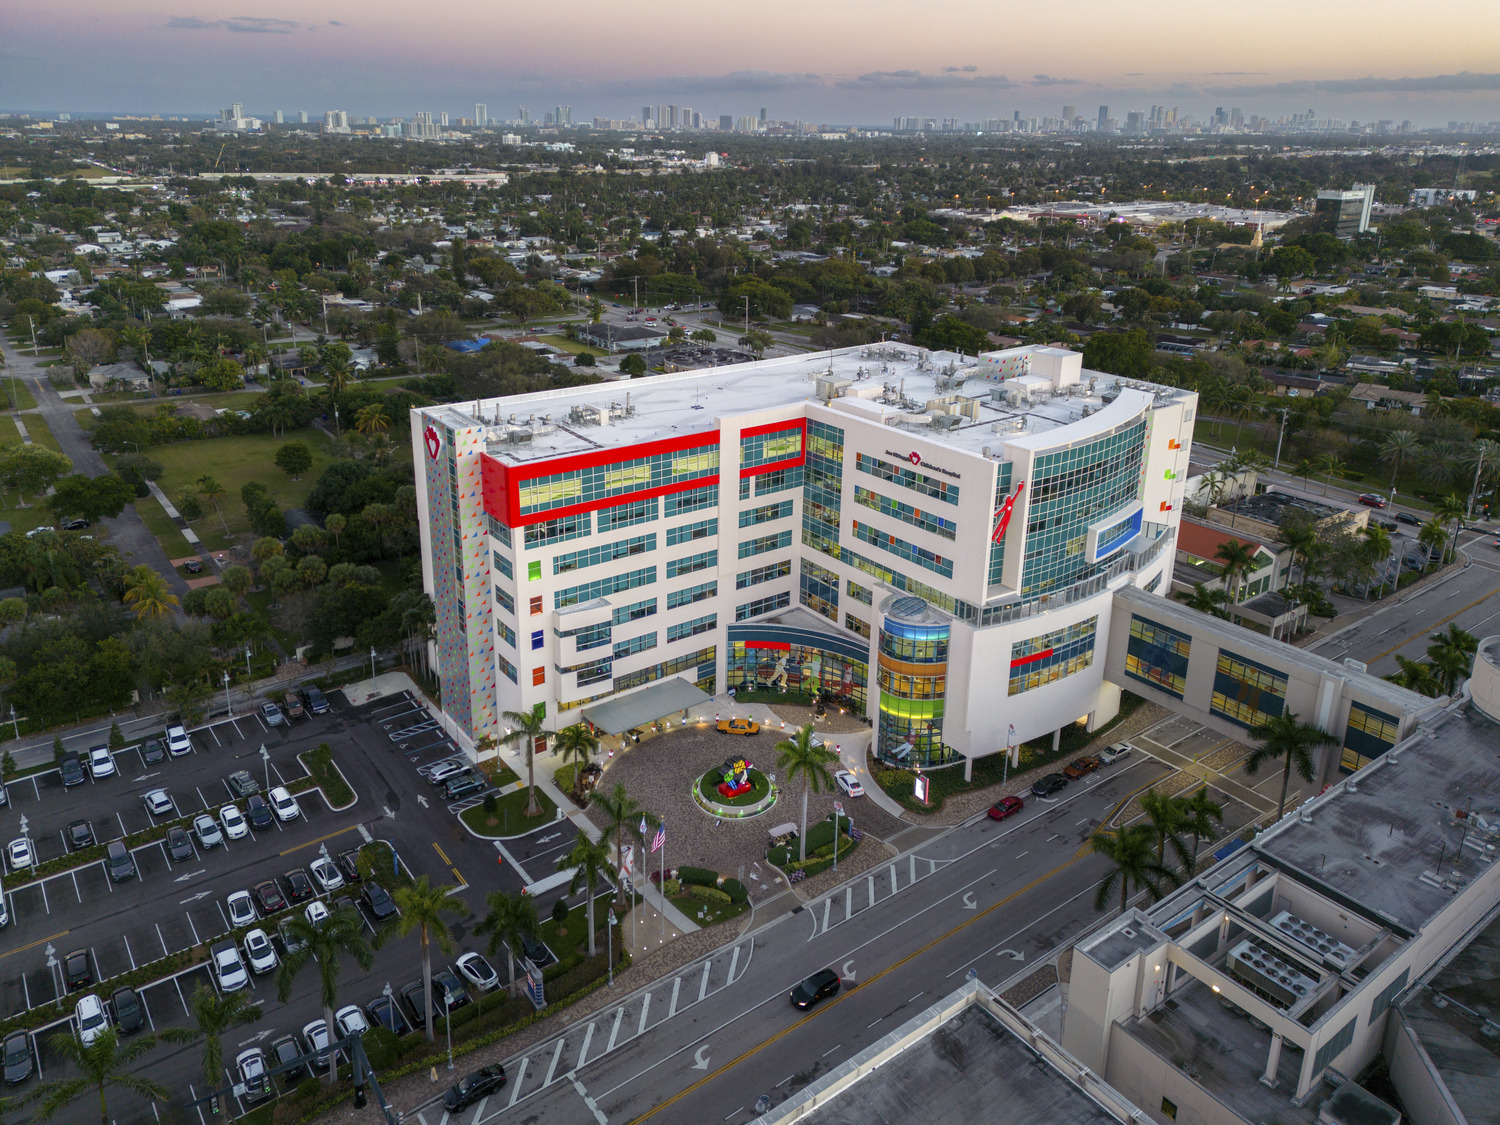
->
xmin=1213 ymin=539 xmax=1257 ymax=605
xmin=323 ymin=356 xmax=355 ymax=398
xmin=1435 ymin=493 xmax=1467 ymax=564
xmin=1316 ymin=453 xmax=1345 ymax=496
xmin=590 ymin=782 xmax=650 ymax=882
xmin=1178 ymin=582 xmax=1230 ymax=619
xmin=275 ymin=904 xmax=375 ymax=1083
xmin=1277 ymin=522 xmax=1319 ymax=592
xmin=1426 ymin=623 xmax=1478 ymax=695
xmin=121 ymin=563 xmax=180 ymax=620
xmin=1090 ymin=825 xmax=1177 ymax=913
xmin=1179 ymin=787 xmax=1226 ymax=873
xmin=1292 ymin=457 xmax=1318 ymax=495
xmin=1386 ymin=654 xmax=1442 ymax=697
xmin=1418 ymin=518 xmax=1446 ymax=568
xmin=1379 ymin=429 xmax=1420 ymax=498
xmin=1139 ymin=790 xmax=1192 ymax=870
xmin=501 ymin=708 xmax=555 ymax=817
xmin=376 ymin=876 xmax=466 ymax=1043
xmin=774 ymin=724 xmax=841 ymax=863
xmin=354 ymin=403 xmax=391 ymax=435
xmin=559 ymin=832 xmax=613 ymax=958
xmin=554 ymin=723 xmax=599 ymax=780
xmin=197 ymin=474 xmax=228 ymax=533
xmin=1247 ymin=710 xmax=1338 ymax=820
xmin=474 ymin=890 xmax=540 ymax=987
xmin=187 ymin=982 xmax=262 ymax=1110
xmin=1363 ymin=524 xmax=1394 ymax=598
xmin=1226 ymin=385 xmax=1257 ymax=446
xmin=30 ymin=1026 xmax=182 ymax=1124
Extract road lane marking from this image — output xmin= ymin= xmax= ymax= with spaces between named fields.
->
xmin=0 ymin=929 xmax=69 ymax=961
xmin=543 ymin=1037 xmax=566 ymax=1087
xmin=433 ymin=843 xmax=452 ymax=865
xmin=699 ymin=960 xmax=711 ymax=1002
xmin=568 ymin=1072 xmax=609 ymax=1125
xmin=821 ymin=1044 xmax=840 ymax=1058
xmin=608 ymin=1006 xmax=625 ymax=1052
xmin=578 ymin=1021 xmax=595 ymax=1068
xmin=277 ymin=824 xmax=359 ymax=857
xmin=1369 ymin=584 xmax=1500 ymax=662
xmin=507 ymin=1058 xmax=527 ymax=1107
xmin=726 ymin=945 xmax=740 ymax=986
xmin=668 ymin=977 xmax=680 ymax=1018
xmin=638 ymin=992 xmax=650 ymax=1035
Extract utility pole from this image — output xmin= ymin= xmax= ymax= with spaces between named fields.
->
xmin=1272 ymin=407 xmax=1290 ymax=471
xmin=1466 ymin=445 xmax=1487 ymax=522
xmin=743 ymin=296 xmax=750 ymax=342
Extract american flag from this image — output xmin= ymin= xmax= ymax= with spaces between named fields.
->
xmin=651 ymin=821 xmax=666 ymax=853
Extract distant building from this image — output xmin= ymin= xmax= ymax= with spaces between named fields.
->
xmin=474 ymin=104 xmax=487 ymax=128
xmin=1315 ymin=184 xmax=1375 ymax=237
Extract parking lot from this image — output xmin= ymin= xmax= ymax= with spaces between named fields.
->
xmin=0 ymin=687 xmax=584 ymax=1124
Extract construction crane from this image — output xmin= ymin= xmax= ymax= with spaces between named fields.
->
xmin=212 ymin=142 xmax=227 ymax=171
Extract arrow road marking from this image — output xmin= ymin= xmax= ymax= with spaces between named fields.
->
xmin=175 ymin=876 xmax=208 ymax=891
xmin=416 ymin=795 xmax=428 ymax=808
xmin=691 ymin=1045 xmax=711 ymax=1070
xmin=962 ymin=892 xmax=977 ymax=910
xmin=132 ymin=773 xmax=159 ymax=783
xmin=535 ymin=832 xmax=561 ymax=844
xmin=382 ymin=806 xmax=396 ymax=819
xmin=237 ymin=1029 xmax=273 ymax=1047
xmin=996 ymin=949 xmax=1025 ymax=961
xmin=841 ymin=959 xmax=855 ymax=982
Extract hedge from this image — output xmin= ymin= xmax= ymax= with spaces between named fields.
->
xmin=722 ymin=877 xmax=748 ymax=904
xmin=677 ymin=865 xmax=720 ymax=887
xmin=300 ymin=743 xmax=355 ymax=809
xmin=688 ymin=884 xmax=732 ymax=904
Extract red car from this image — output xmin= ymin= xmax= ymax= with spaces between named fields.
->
xmin=1063 ymin=756 xmax=1100 ymax=779
xmin=1357 ymin=494 xmax=1387 ymax=509
xmin=987 ymin=795 xmax=1024 ymax=820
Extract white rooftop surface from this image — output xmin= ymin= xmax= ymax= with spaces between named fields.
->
xmin=422 ymin=344 xmax=1191 ymax=466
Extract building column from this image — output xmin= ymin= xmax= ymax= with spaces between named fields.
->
xmin=1260 ymin=1032 xmax=1283 ymax=1087
xmin=964 ymin=754 xmax=973 ymax=783
xmin=1052 ymin=727 xmax=1062 ymax=753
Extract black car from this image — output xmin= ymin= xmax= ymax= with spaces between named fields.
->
xmin=283 ymin=868 xmax=314 ymax=905
xmin=790 ymin=968 xmax=841 ymax=1009
xmin=366 ymin=995 xmax=411 ymax=1036
xmin=183 ymin=558 xmax=203 ymax=574
xmin=64 ymin=949 xmax=93 ymax=991
xmin=302 ymin=685 xmax=330 ymax=715
xmin=336 ymin=849 xmax=363 ymax=883
xmin=253 ymin=880 xmax=287 ymax=915
xmin=111 ymin=986 xmax=144 ymax=1034
xmin=106 ymin=840 xmax=136 ymax=882
xmin=165 ymin=826 xmax=194 ymax=862
xmin=1396 ymin=511 xmax=1422 ymax=526
xmin=2 ymin=1030 xmax=32 ymax=1085
xmin=361 ymin=883 xmax=398 ymax=921
xmin=269 ymin=1033 xmax=307 ymax=1083
xmin=59 ymin=752 xmax=86 ymax=787
xmin=62 ymin=518 xmax=90 ymax=531
xmin=519 ymin=930 xmax=553 ymax=968
xmin=140 ymin=739 xmax=166 ymax=766
xmin=1030 ymin=773 xmax=1069 ymax=798
xmin=245 ymin=793 xmax=273 ymax=831
xmin=442 ymin=772 xmax=485 ymax=800
xmin=443 ymin=1065 xmax=507 ymax=1112
xmin=431 ymin=971 xmax=471 ymax=1015
xmin=399 ymin=981 xmax=431 ymax=1028
xmin=66 ymin=819 xmax=94 ymax=849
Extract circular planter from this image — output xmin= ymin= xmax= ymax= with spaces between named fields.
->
xmin=691 ymin=770 xmax=779 ymax=820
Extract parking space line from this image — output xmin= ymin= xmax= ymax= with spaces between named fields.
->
xmin=543 ymin=1037 xmax=566 ymax=1088
xmin=174 ymin=976 xmax=190 ymax=1017
xmin=71 ymin=870 xmax=81 ymax=903
xmin=20 ymin=975 xmax=28 ymax=1011
xmin=186 ymin=1082 xmax=207 ymax=1125
xmin=123 ymin=933 xmax=136 ymax=971
xmin=157 ymin=923 xmax=170 ymax=958
xmin=39 ymin=879 xmax=48 ymax=914
xmin=186 ymin=912 xmax=200 ymax=946
xmin=209 ymin=726 xmax=222 ymax=747
xmin=699 ymin=959 xmax=712 ymax=1002
xmin=507 ymin=1059 xmax=527 ymax=1107
xmin=195 ymin=785 xmax=212 ymax=811
xmin=668 ymin=977 xmax=680 ymax=1018
xmin=117 ymin=811 xmax=128 ymax=838
xmin=141 ymin=989 xmax=156 ymax=1031
xmin=608 ymin=1006 xmax=624 ymax=1052
xmin=578 ymin=1021 xmax=595 ymax=1068
xmin=638 ymin=992 xmax=650 ymax=1035
xmin=231 ymin=719 xmax=246 ymax=739
xmin=215 ymin=902 xmax=230 ymax=932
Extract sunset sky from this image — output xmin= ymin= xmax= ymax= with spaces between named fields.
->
xmin=4 ymin=0 xmax=1499 ymax=124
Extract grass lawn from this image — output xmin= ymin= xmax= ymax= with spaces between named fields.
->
xmin=697 ymin=767 xmax=771 ymax=807
xmin=133 ymin=498 xmax=195 ymax=557
xmin=0 ymin=380 xmax=36 ymax=411
xmin=459 ymin=786 xmax=558 ymax=837
xmin=18 ymin=413 xmax=62 ymax=453
xmin=535 ymin=334 xmax=607 ymax=358
xmin=0 ymin=502 xmax=55 ymax=535
xmin=540 ymin=899 xmax=617 ymax=959
xmin=671 ymin=893 xmax=750 ymax=927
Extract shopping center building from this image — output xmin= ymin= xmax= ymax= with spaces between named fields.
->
xmin=412 ymin=343 xmax=1196 ymax=771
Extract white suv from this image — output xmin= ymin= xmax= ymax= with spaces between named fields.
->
xmin=165 ymin=725 xmax=192 ymax=756
xmin=75 ymin=994 xmax=109 ymax=1044
xmin=211 ymin=941 xmax=248 ymax=991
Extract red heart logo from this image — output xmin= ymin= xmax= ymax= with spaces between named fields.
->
xmin=424 ymin=425 xmax=441 ymax=461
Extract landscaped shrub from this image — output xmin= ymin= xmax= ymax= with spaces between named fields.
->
xmin=662 ymin=877 xmax=681 ymax=896
xmin=688 ymin=884 xmax=732 ymax=904
xmin=362 ymin=1027 xmax=400 ymax=1069
xmin=722 ymin=878 xmax=748 ymax=903
xmin=677 ymin=865 xmax=719 ymax=887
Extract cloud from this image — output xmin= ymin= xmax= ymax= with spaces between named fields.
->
xmin=543 ymin=69 xmax=825 ymax=98
xmin=328 ymin=19 xmax=343 ymax=25
xmin=943 ymin=65 xmax=978 ymax=73
xmin=1206 ymin=70 xmax=1500 ymax=97
xmin=1204 ymin=71 xmax=1265 ymax=76
xmin=837 ymin=69 xmax=1012 ymax=91
xmin=1030 ymin=74 xmax=1084 ymax=86
xmin=166 ymin=15 xmax=302 ymax=33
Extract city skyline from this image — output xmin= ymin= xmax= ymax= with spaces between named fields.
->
xmin=4 ymin=0 xmax=1499 ymax=125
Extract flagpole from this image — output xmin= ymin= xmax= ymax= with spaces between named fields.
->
xmin=658 ymin=820 xmax=665 ymax=942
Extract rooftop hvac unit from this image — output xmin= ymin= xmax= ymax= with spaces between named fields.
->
xmin=1227 ymin=939 xmax=1318 ymax=1009
xmin=506 ymin=428 xmax=533 ymax=444
xmin=1267 ymin=911 xmax=1357 ymax=968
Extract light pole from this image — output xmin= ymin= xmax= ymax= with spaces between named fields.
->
xmin=1272 ymin=407 xmax=1289 ymax=471
xmin=445 ymin=995 xmax=454 ymax=1070
xmin=1466 ymin=445 xmax=1488 ymax=522
xmin=369 ymin=646 xmax=378 ymax=679
xmin=223 ymin=670 xmax=232 ymax=717
xmin=832 ymin=801 xmax=842 ymax=872
xmin=8 ymin=704 xmax=18 ymax=740
xmin=607 ymin=910 xmax=618 ymax=987
xmin=259 ymin=744 xmax=270 ymax=791
xmin=45 ymin=943 xmax=60 ymax=1005
xmin=244 ymin=645 xmax=252 ymax=676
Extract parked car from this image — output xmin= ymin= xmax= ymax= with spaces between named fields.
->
xmin=519 ymin=931 xmax=552 ymax=967
xmin=227 ymin=891 xmax=257 ymax=929
xmin=790 ymin=968 xmax=841 ymax=1009
xmin=61 ymin=518 xmax=90 ymax=531
xmin=244 ymin=927 xmax=278 ymax=974
xmin=302 ymin=685 xmax=330 ymax=714
xmin=277 ymin=919 xmax=308 ymax=958
xmin=443 ymin=1065 xmax=507 ymax=1112
xmin=253 ymin=880 xmax=286 ymax=914
xmin=1396 ymin=511 xmax=1422 ymax=526
xmin=166 ymin=826 xmax=194 ymax=862
xmin=64 ymin=949 xmax=93 ymax=991
xmin=245 ymin=793 xmax=274 ymax=830
xmin=442 ymin=773 xmax=485 ymax=800
xmin=165 ymin=725 xmax=192 ymax=756
xmin=302 ymin=1020 xmax=334 ymax=1071
xmin=66 ymin=819 xmax=94 ymax=849
xmin=304 ymin=901 xmax=330 ymax=928
xmin=834 ymin=771 xmax=864 ymax=798
xmin=219 ymin=804 xmax=249 ymax=840
xmin=140 ymin=739 xmax=166 ymax=766
xmin=716 ymin=718 xmax=760 ymax=735
xmin=106 ymin=840 xmax=135 ymax=882
xmin=334 ymin=1005 xmax=369 ymax=1039
xmin=87 ymin=746 xmax=116 ymax=779
xmin=111 ymin=987 xmax=144 ymax=1034
xmin=183 ymin=558 xmax=203 ymax=574
xmin=211 ymin=941 xmax=248 ymax=991
xmin=283 ymin=868 xmax=314 ymax=905
xmin=269 ymin=1033 xmax=307 ymax=1083
xmin=987 ymin=795 xmax=1024 ymax=821
xmin=142 ymin=788 xmax=174 ymax=817
xmin=236 ymin=1048 xmax=272 ymax=1103
xmin=431 ymin=971 xmax=471 ymax=1015
xmin=309 ymin=857 xmax=344 ymax=894
xmin=192 ymin=814 xmax=223 ymax=849
xmin=1097 ymin=742 xmax=1134 ymax=765
xmin=426 ymin=760 xmax=468 ymax=786
xmin=268 ymin=786 xmax=301 ymax=822
xmin=455 ymin=952 xmax=500 ymax=993
xmin=59 ymin=752 xmax=86 ymax=787
xmin=1062 ymin=756 xmax=1100 ymax=779
xmin=75 ymin=994 xmax=110 ymax=1044
xmin=1030 ymin=774 xmax=1069 ymax=798
xmin=282 ymin=692 xmax=305 ymax=719
xmin=366 ymin=995 xmax=410 ymax=1036
xmin=362 ymin=883 xmax=398 ymax=921
xmin=225 ymin=770 xmax=260 ymax=798
xmin=3 ymin=1029 xmax=34 ymax=1084
xmin=6 ymin=838 xmax=35 ymax=872
xmin=261 ymin=702 xmax=285 ymax=727
xmin=336 ymin=849 xmax=363 ymax=883
xmin=399 ymin=980 xmax=431 ymax=1027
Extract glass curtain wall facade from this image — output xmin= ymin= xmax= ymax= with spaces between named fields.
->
xmin=877 ymin=598 xmax=951 ymax=766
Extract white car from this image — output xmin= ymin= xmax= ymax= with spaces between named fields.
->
xmin=6 ymin=837 xmax=36 ymax=871
xmin=227 ymin=891 xmax=257 ymax=929
xmin=1097 ymin=742 xmax=1134 ymax=765
xmin=427 ymin=760 xmax=467 ymax=786
xmin=302 ymin=1019 xmax=335 ymax=1070
xmin=141 ymin=789 xmax=174 ymax=817
xmin=219 ymin=804 xmax=249 ymax=840
xmin=304 ymin=900 xmax=330 ymax=928
xmin=193 ymin=814 xmax=223 ymax=849
xmin=834 ymin=770 xmax=864 ymax=798
xmin=211 ymin=941 xmax=248 ymax=991
xmin=88 ymin=747 xmax=116 ymax=779
xmin=236 ymin=1047 xmax=272 ymax=1103
xmin=268 ymin=786 xmax=301 ymax=822
xmin=334 ymin=1004 xmax=369 ymax=1039
xmin=165 ymin=724 xmax=192 ymax=756
xmin=75 ymin=994 xmax=110 ymax=1044
xmin=309 ymin=857 xmax=344 ymax=894
xmin=243 ymin=928 xmax=278 ymax=974
xmin=455 ymin=951 xmax=500 ymax=992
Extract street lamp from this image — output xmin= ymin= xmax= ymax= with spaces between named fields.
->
xmin=8 ymin=704 xmax=18 ymax=741
xmin=223 ymin=670 xmax=232 ymax=717
xmin=244 ymin=645 xmax=252 ymax=676
xmin=45 ymin=943 xmax=60 ymax=1005
xmin=445 ymin=994 xmax=455 ymax=1070
xmin=607 ymin=910 xmax=619 ymax=987
xmin=259 ymin=744 xmax=270 ymax=791
xmin=369 ymin=646 xmax=378 ymax=680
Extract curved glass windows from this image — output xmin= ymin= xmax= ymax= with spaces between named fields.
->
xmin=876 ymin=600 xmax=951 ymax=766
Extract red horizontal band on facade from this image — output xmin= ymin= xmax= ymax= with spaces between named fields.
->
xmin=744 ymin=641 xmax=792 ymax=651
xmin=739 ymin=453 xmax=806 ymax=479
xmin=1009 ymin=647 xmax=1054 ymax=669
xmin=739 ymin=418 xmax=806 ymax=439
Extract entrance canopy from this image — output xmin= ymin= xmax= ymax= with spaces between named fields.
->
xmin=581 ymin=677 xmax=711 ymax=735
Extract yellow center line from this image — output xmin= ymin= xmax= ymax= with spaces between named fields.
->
xmin=1368 ymin=584 xmax=1500 ymax=663
xmin=277 ymin=824 xmax=360 ymax=857
xmin=0 ymin=929 xmax=70 ymax=962
xmin=450 ymin=867 xmax=465 ymax=885
xmin=630 ymin=853 xmax=1087 ymax=1123
xmin=433 ymin=843 xmax=452 ymax=865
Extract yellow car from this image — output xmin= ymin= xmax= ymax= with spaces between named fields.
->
xmin=717 ymin=718 xmax=761 ymax=736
